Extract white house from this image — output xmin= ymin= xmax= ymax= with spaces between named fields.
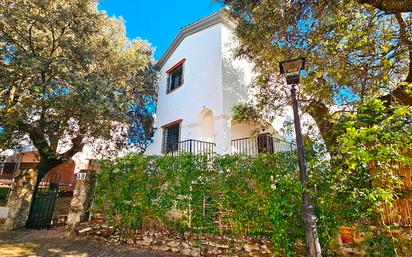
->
xmin=147 ymin=10 xmax=291 ymax=156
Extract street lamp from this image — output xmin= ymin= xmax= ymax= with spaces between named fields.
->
xmin=279 ymin=58 xmax=322 ymax=257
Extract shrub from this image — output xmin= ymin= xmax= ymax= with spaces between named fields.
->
xmin=0 ymin=187 xmax=9 ymax=201
xmin=94 ymin=122 xmax=411 ymax=257
xmin=95 ymin=153 xmax=305 ymax=256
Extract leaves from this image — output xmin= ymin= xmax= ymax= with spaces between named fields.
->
xmin=218 ymin=0 xmax=412 ymax=150
xmin=95 ymin=153 xmax=303 ymax=256
xmin=332 ymin=98 xmax=412 ymax=220
xmin=0 ymin=0 xmax=157 ymax=171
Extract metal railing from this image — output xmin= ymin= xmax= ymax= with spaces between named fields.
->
xmin=164 ymin=136 xmax=294 ymax=156
xmin=231 ymin=135 xmax=295 ymax=155
xmin=165 ymin=139 xmax=215 ymax=156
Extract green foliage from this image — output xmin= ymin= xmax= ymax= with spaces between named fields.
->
xmin=232 ymin=104 xmax=263 ymax=124
xmin=308 ymin=98 xmax=411 ymax=254
xmin=95 ymin=140 xmax=409 ymax=255
xmin=95 ymin=153 xmax=306 ymax=256
xmin=0 ymin=0 xmax=157 ymax=175
xmin=334 ymin=99 xmax=412 ymax=214
xmin=218 ymin=1 xmax=412 ymax=151
xmin=362 ymin=234 xmax=396 ymax=257
xmin=0 ymin=187 xmax=9 ymax=201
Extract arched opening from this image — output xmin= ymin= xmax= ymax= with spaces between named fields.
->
xmin=197 ymin=109 xmax=215 ymax=142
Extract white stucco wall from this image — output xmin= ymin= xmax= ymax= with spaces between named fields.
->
xmin=148 ymin=23 xmax=224 ymax=155
xmin=147 ymin=17 xmax=258 ymax=155
xmin=0 ymin=207 xmax=8 ymax=219
xmin=221 ymin=24 xmax=254 ymax=118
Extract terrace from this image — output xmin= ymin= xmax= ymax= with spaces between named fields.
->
xmin=164 ymin=133 xmax=295 ymax=156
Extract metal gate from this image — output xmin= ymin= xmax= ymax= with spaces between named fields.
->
xmin=26 ymin=173 xmax=61 ymax=229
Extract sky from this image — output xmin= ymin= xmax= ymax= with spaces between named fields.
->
xmin=98 ymin=0 xmax=222 ymax=60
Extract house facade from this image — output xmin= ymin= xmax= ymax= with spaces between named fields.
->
xmin=147 ymin=10 xmax=290 ymax=156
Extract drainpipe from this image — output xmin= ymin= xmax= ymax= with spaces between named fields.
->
xmin=15 ymin=153 xmax=23 ymax=174
xmin=0 ymin=155 xmax=5 ymax=177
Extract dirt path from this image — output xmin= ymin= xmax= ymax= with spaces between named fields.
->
xmin=0 ymin=229 xmax=182 ymax=257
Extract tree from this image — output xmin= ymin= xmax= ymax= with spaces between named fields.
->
xmin=0 ymin=0 xmax=157 ymax=183
xmin=218 ymin=0 xmax=412 ymax=152
xmin=128 ymin=99 xmax=157 ymax=153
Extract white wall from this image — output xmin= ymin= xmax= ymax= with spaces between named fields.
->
xmin=197 ymin=109 xmax=215 ymax=142
xmin=148 ymin=23 xmax=224 ymax=155
xmin=231 ymin=122 xmax=258 ymax=140
xmin=0 ymin=207 xmax=8 ymax=219
xmin=221 ymin=24 xmax=254 ymax=117
xmin=147 ymin=20 xmax=257 ymax=155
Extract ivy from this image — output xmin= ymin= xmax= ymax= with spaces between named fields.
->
xmin=94 ymin=105 xmax=412 ymax=257
xmin=95 ymin=153 xmax=306 ymax=256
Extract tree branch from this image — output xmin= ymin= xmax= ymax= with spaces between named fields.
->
xmin=380 ymin=50 xmax=412 ymax=105
xmin=357 ymin=0 xmax=412 ymax=14
xmin=306 ymin=99 xmax=337 ymax=152
xmin=394 ymin=13 xmax=412 ymax=49
xmin=61 ymin=135 xmax=84 ymax=161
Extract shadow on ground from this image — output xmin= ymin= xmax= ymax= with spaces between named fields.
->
xmin=0 ymin=229 xmax=181 ymax=257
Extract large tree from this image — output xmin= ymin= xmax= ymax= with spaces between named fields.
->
xmin=219 ymin=0 xmax=412 ymax=151
xmin=0 ymin=0 xmax=157 ymax=182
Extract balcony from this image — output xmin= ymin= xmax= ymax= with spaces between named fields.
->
xmin=164 ymin=134 xmax=294 ymax=157
xmin=231 ymin=134 xmax=295 ymax=155
xmin=165 ymin=139 xmax=215 ymax=156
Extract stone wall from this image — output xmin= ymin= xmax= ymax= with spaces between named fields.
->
xmin=66 ymin=170 xmax=96 ymax=230
xmin=4 ymin=169 xmax=37 ymax=230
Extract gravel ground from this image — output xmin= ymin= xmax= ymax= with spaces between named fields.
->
xmin=0 ymin=229 xmax=182 ymax=257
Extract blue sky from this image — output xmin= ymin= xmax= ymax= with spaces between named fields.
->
xmin=98 ymin=1 xmax=222 ymax=60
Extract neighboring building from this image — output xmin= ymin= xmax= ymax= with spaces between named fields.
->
xmin=0 ymin=133 xmax=121 ymax=187
xmin=0 ymin=150 xmax=88 ymax=186
xmin=147 ymin=10 xmax=291 ymax=156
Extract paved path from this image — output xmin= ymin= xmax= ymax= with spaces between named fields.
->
xmin=0 ymin=229 xmax=181 ymax=257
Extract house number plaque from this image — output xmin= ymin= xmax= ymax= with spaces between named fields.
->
xmin=76 ymin=172 xmax=88 ymax=181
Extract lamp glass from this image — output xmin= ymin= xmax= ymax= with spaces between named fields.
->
xmin=281 ymin=59 xmax=304 ymax=76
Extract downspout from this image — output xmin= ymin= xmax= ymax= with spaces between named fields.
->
xmin=0 ymin=155 xmax=5 ymax=177
xmin=14 ymin=153 xmax=23 ymax=175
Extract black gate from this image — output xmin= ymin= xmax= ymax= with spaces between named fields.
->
xmin=26 ymin=173 xmax=61 ymax=229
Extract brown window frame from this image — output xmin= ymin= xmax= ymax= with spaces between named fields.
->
xmin=161 ymin=119 xmax=183 ymax=153
xmin=166 ymin=59 xmax=186 ymax=94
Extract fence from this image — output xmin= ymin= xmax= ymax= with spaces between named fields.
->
xmin=231 ymin=134 xmax=295 ymax=155
xmin=166 ymin=139 xmax=215 ymax=156
xmin=380 ymin=161 xmax=412 ymax=226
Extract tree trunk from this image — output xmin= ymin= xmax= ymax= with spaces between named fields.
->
xmin=35 ymin=155 xmax=64 ymax=186
xmin=306 ymin=100 xmax=337 ymax=153
xmin=380 ymin=50 xmax=412 ymax=106
xmin=356 ymin=0 xmax=412 ymax=13
xmin=406 ymin=50 xmax=412 ymax=83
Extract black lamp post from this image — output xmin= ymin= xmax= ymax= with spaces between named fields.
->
xmin=279 ymin=58 xmax=322 ymax=257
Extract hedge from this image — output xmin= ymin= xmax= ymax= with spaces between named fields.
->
xmin=94 ymin=152 xmax=400 ymax=256
xmin=95 ymin=153 xmax=309 ymax=255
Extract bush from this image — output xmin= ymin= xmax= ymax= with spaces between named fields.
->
xmin=95 ymin=135 xmax=409 ymax=256
xmin=0 ymin=187 xmax=9 ymax=201
xmin=95 ymin=153 xmax=304 ymax=256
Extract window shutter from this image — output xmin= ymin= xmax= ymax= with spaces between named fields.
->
xmin=162 ymin=128 xmax=168 ymax=153
xmin=181 ymin=63 xmax=184 ymax=85
xmin=167 ymin=74 xmax=171 ymax=93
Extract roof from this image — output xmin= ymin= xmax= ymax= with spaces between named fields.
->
xmin=155 ymin=9 xmax=236 ymax=71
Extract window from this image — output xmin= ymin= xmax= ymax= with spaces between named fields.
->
xmin=166 ymin=59 xmax=185 ymax=93
xmin=162 ymin=120 xmax=182 ymax=152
